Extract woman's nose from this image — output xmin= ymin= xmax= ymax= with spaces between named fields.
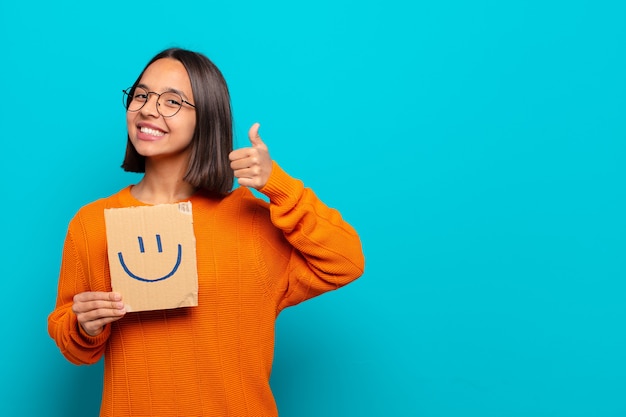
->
xmin=140 ymin=93 xmax=161 ymax=117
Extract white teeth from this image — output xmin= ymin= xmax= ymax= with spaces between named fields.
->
xmin=140 ymin=127 xmax=165 ymax=136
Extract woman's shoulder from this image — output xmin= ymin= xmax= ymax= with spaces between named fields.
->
xmin=72 ymin=186 xmax=134 ymax=222
xmin=195 ymin=186 xmax=268 ymax=208
xmin=192 ymin=187 xmax=271 ymax=227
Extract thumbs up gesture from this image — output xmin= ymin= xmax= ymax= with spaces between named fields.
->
xmin=229 ymin=123 xmax=272 ymax=190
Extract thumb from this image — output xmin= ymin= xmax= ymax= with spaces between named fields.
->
xmin=248 ymin=122 xmax=264 ymax=147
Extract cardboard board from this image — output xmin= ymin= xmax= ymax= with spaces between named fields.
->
xmin=104 ymin=202 xmax=198 ymax=312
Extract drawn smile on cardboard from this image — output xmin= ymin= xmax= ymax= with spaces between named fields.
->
xmin=117 ymin=234 xmax=182 ymax=282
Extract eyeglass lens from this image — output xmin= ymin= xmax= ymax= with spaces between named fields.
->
xmin=123 ymin=87 xmax=185 ymax=117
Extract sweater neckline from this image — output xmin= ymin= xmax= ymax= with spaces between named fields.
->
xmin=117 ymin=185 xmax=200 ymax=207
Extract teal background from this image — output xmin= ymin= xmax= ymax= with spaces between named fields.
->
xmin=1 ymin=0 xmax=625 ymax=416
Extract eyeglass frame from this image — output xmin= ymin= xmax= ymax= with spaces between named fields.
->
xmin=122 ymin=86 xmax=196 ymax=117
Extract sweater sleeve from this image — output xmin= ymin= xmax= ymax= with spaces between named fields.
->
xmin=257 ymin=162 xmax=365 ymax=310
xmin=47 ymin=221 xmax=110 ymax=365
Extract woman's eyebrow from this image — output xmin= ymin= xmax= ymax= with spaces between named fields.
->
xmin=136 ymin=83 xmax=191 ymax=100
xmin=165 ymin=87 xmax=191 ymax=100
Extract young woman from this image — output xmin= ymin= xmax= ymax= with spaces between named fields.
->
xmin=47 ymin=48 xmax=364 ymax=417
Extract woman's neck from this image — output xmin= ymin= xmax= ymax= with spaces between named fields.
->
xmin=131 ymin=157 xmax=197 ymax=205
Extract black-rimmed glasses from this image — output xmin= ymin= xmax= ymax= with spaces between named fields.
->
xmin=122 ymin=86 xmax=196 ymax=117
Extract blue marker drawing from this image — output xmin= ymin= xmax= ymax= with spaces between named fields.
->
xmin=117 ymin=234 xmax=182 ymax=282
xmin=156 ymin=234 xmax=162 ymax=253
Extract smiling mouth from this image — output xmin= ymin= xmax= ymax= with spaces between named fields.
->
xmin=140 ymin=126 xmax=166 ymax=136
xmin=117 ymin=244 xmax=183 ymax=282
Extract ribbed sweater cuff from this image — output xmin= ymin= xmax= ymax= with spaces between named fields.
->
xmin=258 ymin=161 xmax=304 ymax=206
xmin=72 ymin=316 xmax=111 ymax=347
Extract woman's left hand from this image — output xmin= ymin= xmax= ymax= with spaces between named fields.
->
xmin=229 ymin=123 xmax=272 ymax=190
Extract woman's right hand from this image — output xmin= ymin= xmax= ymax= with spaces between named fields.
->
xmin=72 ymin=292 xmax=126 ymax=336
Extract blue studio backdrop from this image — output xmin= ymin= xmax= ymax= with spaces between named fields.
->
xmin=1 ymin=1 xmax=625 ymax=416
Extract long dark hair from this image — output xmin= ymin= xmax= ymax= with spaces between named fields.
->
xmin=122 ymin=48 xmax=234 ymax=195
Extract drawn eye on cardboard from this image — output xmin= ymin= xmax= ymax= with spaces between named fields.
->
xmin=117 ymin=234 xmax=182 ymax=282
xmin=104 ymin=202 xmax=198 ymax=312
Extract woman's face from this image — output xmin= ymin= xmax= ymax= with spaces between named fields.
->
xmin=126 ymin=58 xmax=196 ymax=164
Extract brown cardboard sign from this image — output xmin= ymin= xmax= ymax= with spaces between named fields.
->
xmin=104 ymin=202 xmax=198 ymax=312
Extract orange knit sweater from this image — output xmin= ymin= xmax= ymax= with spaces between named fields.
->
xmin=48 ymin=162 xmax=364 ymax=417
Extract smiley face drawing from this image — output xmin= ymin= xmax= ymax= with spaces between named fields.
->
xmin=104 ymin=202 xmax=199 ymax=312
xmin=117 ymin=234 xmax=182 ymax=282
